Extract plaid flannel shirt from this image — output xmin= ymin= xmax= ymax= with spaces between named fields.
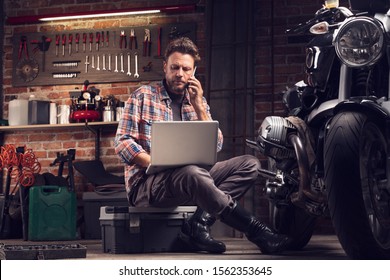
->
xmin=114 ymin=80 xmax=223 ymax=194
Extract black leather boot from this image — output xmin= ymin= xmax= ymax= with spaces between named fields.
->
xmin=180 ymin=208 xmax=226 ymax=253
xmin=220 ymin=201 xmax=291 ymax=254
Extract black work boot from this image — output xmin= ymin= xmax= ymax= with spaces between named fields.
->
xmin=180 ymin=208 xmax=226 ymax=253
xmin=220 ymin=201 xmax=291 ymax=254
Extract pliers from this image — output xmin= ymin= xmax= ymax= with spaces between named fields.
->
xmin=18 ymin=36 xmax=28 ymax=60
xmin=129 ymin=29 xmax=138 ymax=50
xmin=120 ymin=30 xmax=127 ymax=49
xmin=143 ymin=29 xmax=151 ymax=56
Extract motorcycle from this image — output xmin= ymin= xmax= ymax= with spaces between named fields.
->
xmin=246 ymin=0 xmax=390 ymax=259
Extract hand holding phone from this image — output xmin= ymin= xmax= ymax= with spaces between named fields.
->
xmin=185 ymin=66 xmax=197 ymax=89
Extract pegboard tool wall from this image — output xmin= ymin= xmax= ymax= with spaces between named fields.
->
xmin=12 ymin=23 xmax=196 ymax=87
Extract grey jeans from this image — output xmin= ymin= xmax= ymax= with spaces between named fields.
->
xmin=129 ymin=155 xmax=261 ymax=216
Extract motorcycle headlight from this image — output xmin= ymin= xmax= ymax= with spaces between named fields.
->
xmin=334 ymin=17 xmax=384 ymax=68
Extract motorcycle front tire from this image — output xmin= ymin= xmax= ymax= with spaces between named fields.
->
xmin=324 ymin=111 xmax=390 ymax=259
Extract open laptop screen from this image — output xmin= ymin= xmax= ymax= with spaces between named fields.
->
xmin=146 ymin=121 xmax=219 ymax=175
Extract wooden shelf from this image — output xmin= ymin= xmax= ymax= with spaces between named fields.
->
xmin=0 ymin=121 xmax=119 ymax=161
xmin=0 ymin=121 xmax=118 ymax=132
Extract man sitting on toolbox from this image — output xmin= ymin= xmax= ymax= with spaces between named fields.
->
xmin=114 ymin=37 xmax=290 ymax=254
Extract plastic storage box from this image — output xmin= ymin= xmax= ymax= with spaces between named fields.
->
xmin=100 ymin=206 xmax=197 ymax=253
xmin=28 ymin=185 xmax=76 ymax=241
xmin=82 ymin=191 xmax=128 ymax=239
xmin=28 ymin=100 xmax=50 ymax=124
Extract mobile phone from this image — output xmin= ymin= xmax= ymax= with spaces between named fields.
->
xmin=185 ymin=66 xmax=197 ymax=89
xmin=192 ymin=66 xmax=197 ymax=77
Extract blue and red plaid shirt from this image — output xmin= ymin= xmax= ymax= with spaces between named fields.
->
xmin=114 ymin=80 xmax=223 ymax=194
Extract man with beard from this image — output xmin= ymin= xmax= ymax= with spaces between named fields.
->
xmin=114 ymin=37 xmax=290 ymax=254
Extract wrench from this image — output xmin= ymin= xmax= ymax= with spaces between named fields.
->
xmin=134 ymin=52 xmax=139 ymax=78
xmin=96 ymin=55 xmax=100 ymax=70
xmin=102 ymin=54 xmax=106 ymax=70
xmin=91 ymin=55 xmax=95 ymax=68
xmin=114 ymin=54 xmax=118 ymax=72
xmin=120 ymin=53 xmax=124 ymax=73
xmin=126 ymin=53 xmax=131 ymax=76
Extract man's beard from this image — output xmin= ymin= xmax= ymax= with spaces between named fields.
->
xmin=166 ymin=78 xmax=187 ymax=95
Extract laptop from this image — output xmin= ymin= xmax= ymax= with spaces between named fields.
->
xmin=145 ymin=121 xmax=219 ymax=175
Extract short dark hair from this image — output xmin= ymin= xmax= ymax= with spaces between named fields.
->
xmin=164 ymin=37 xmax=201 ymax=63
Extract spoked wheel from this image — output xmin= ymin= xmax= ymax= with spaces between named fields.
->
xmin=324 ymin=111 xmax=390 ymax=259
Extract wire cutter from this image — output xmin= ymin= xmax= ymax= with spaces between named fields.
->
xmin=129 ymin=29 xmax=137 ymax=50
xmin=143 ymin=29 xmax=151 ymax=56
xmin=120 ymin=30 xmax=127 ymax=49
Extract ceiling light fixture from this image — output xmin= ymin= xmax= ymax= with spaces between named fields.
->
xmin=39 ymin=10 xmax=161 ymax=21
xmin=6 ymin=4 xmax=195 ymax=25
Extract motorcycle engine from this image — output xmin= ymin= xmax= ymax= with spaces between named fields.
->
xmin=256 ymin=116 xmax=297 ymax=160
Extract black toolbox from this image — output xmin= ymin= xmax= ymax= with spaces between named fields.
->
xmin=100 ymin=206 xmax=197 ymax=254
xmin=82 ymin=191 xmax=128 ymax=239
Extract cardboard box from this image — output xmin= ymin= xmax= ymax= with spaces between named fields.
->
xmin=100 ymin=206 xmax=197 ymax=253
xmin=82 ymin=191 xmax=128 ymax=239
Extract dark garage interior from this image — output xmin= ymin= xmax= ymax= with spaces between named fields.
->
xmin=3 ymin=0 xmax=386 ymax=264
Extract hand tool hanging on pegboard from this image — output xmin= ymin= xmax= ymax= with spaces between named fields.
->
xmin=157 ymin=27 xmax=162 ymax=57
xmin=55 ymin=34 xmax=60 ymax=56
xmin=31 ymin=35 xmax=51 ymax=72
xmin=89 ymin=33 xmax=93 ymax=52
xmin=61 ymin=34 xmax=66 ymax=56
xmin=95 ymin=32 xmax=100 ymax=51
xmin=16 ymin=36 xmax=39 ymax=82
xmin=143 ymin=29 xmax=151 ymax=57
xmin=82 ymin=33 xmax=87 ymax=52
xmin=129 ymin=29 xmax=138 ymax=50
xmin=101 ymin=31 xmax=105 ymax=48
xmin=120 ymin=30 xmax=127 ymax=49
xmin=105 ymin=31 xmax=109 ymax=47
xmin=68 ymin=34 xmax=73 ymax=56
xmin=75 ymin=33 xmax=80 ymax=53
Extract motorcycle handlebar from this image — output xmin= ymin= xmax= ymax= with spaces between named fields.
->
xmin=286 ymin=6 xmax=352 ymax=34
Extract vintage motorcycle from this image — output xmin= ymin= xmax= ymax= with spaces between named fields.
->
xmin=247 ymin=0 xmax=390 ymax=259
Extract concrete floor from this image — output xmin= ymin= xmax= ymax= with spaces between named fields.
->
xmin=1 ymin=234 xmax=347 ymax=260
